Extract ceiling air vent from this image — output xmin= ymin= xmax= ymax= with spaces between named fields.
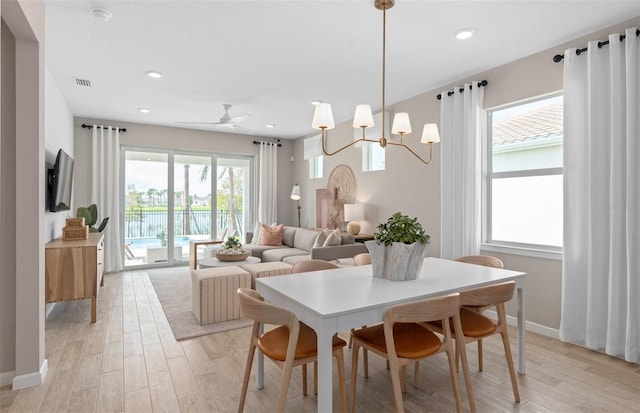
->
xmin=74 ymin=78 xmax=92 ymax=87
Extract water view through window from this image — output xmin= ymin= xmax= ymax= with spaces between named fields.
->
xmin=123 ymin=150 xmax=251 ymax=267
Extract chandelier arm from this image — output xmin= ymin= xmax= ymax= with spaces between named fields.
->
xmin=385 ymin=141 xmax=434 ymax=165
xmin=320 ymin=128 xmax=378 ymax=156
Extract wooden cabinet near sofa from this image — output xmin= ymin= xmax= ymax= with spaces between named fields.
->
xmin=45 ymin=233 xmax=104 ymax=323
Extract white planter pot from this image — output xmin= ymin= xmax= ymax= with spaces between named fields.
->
xmin=365 ymin=240 xmax=427 ymax=281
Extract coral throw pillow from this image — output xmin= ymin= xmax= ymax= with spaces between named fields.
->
xmin=260 ymin=224 xmax=284 ymax=246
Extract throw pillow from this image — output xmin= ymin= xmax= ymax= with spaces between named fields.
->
xmin=260 ymin=224 xmax=284 ymax=246
xmin=313 ymin=230 xmax=329 ymax=248
xmin=251 ymin=221 xmax=264 ymax=245
xmin=323 ymin=228 xmax=342 ymax=247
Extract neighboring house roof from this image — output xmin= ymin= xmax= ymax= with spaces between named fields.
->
xmin=493 ymin=102 xmax=563 ymax=145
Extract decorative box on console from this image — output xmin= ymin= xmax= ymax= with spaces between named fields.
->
xmin=62 ymin=217 xmax=89 ymax=240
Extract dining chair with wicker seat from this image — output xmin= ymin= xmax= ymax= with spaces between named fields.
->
xmin=350 ymin=293 xmax=474 ymax=413
xmin=236 ymin=287 xmax=347 ymax=413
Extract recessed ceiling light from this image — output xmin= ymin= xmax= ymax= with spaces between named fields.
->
xmin=139 ymin=108 xmax=151 ymax=113
xmin=266 ymin=124 xmax=275 ymax=128
xmin=456 ymin=28 xmax=475 ymax=40
xmin=311 ymin=101 xmax=321 ymax=106
xmin=91 ymin=9 xmax=112 ymax=22
xmin=147 ymin=71 xmax=163 ymax=79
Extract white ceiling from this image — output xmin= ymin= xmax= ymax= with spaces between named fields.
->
xmin=45 ymin=0 xmax=640 ymax=139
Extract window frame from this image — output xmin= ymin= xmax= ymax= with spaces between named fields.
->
xmin=482 ymin=92 xmax=564 ymax=259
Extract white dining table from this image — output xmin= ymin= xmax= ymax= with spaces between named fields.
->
xmin=256 ymin=257 xmax=527 ymax=412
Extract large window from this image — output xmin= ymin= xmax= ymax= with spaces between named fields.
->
xmin=485 ymin=93 xmax=563 ymax=252
xmin=123 ymin=149 xmax=253 ymax=267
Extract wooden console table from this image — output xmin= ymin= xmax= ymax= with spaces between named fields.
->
xmin=45 ymin=233 xmax=104 ymax=323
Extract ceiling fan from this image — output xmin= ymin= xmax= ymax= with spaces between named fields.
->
xmin=177 ymin=104 xmax=251 ymax=129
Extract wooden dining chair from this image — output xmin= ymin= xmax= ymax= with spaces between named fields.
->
xmin=350 ymin=293 xmax=471 ymax=413
xmin=348 ymin=252 xmax=373 ymax=364
xmin=425 ymin=281 xmax=520 ymax=403
xmin=455 ymin=255 xmax=504 ymax=269
xmin=291 ymin=259 xmax=339 ymax=274
xmin=352 ymin=253 xmax=372 ymax=266
xmin=236 ymin=288 xmax=347 ymax=413
xmin=455 ymin=255 xmax=504 ymax=370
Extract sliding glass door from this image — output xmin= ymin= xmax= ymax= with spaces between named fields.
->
xmin=123 ymin=148 xmax=253 ymax=268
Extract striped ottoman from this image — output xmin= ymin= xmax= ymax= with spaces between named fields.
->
xmin=240 ymin=262 xmax=293 ymax=288
xmin=191 ymin=266 xmax=251 ymax=325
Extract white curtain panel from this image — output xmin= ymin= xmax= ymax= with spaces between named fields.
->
xmin=440 ymin=82 xmax=485 ymax=259
xmin=91 ymin=125 xmax=123 ymax=272
xmin=258 ymin=142 xmax=278 ymax=224
xmin=560 ymin=28 xmax=639 ymax=363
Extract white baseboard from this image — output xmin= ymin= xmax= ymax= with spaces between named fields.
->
xmin=0 ymin=370 xmax=16 ymax=387
xmin=11 ymin=359 xmax=48 ymax=390
xmin=484 ymin=310 xmax=560 ymax=340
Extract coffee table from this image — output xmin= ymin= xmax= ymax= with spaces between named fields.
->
xmin=198 ymin=256 xmax=261 ymax=268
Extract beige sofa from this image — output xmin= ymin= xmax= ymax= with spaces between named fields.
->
xmin=204 ymin=226 xmax=368 ymax=265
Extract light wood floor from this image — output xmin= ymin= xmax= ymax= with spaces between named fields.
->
xmin=1 ymin=270 xmax=639 ymax=412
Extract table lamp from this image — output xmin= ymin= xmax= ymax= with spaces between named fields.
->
xmin=344 ymin=203 xmax=364 ymax=235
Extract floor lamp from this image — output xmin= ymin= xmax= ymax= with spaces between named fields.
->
xmin=290 ymin=184 xmax=301 ymax=227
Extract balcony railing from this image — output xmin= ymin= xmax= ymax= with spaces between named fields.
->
xmin=124 ymin=209 xmax=243 ymax=239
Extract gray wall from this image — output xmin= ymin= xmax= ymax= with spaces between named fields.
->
xmin=0 ymin=0 xmax=49 ymax=386
xmin=292 ymin=17 xmax=640 ymax=331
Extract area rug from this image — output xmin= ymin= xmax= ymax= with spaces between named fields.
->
xmin=147 ymin=267 xmax=252 ymax=341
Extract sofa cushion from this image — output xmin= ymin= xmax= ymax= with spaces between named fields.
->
xmin=262 ymin=248 xmax=309 ymax=262
xmin=282 ymin=226 xmax=297 ymax=247
xmin=323 ymin=229 xmax=342 ymax=247
xmin=245 ymin=244 xmax=287 ymax=259
xmin=282 ymin=254 xmax=312 ymax=265
xmin=293 ymin=228 xmax=320 ymax=251
xmin=260 ymin=224 xmax=284 ymax=246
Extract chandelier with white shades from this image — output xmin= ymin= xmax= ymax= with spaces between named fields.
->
xmin=311 ymin=0 xmax=440 ymax=165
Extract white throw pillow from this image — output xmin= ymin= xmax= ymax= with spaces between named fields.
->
xmin=313 ymin=230 xmax=329 ymax=248
xmin=323 ymin=228 xmax=342 ymax=247
xmin=251 ymin=221 xmax=264 ymax=245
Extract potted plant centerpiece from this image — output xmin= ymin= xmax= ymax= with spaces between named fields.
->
xmin=215 ymin=236 xmax=250 ymax=262
xmin=365 ymin=212 xmax=430 ymax=281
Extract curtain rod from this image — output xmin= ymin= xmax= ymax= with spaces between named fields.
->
xmin=553 ymin=28 xmax=640 ymax=62
xmin=437 ymin=80 xmax=488 ymax=100
xmin=81 ymin=123 xmax=127 ymax=132
xmin=253 ymin=140 xmax=281 ymax=147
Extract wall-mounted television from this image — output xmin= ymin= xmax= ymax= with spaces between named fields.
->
xmin=48 ymin=149 xmax=74 ymax=212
